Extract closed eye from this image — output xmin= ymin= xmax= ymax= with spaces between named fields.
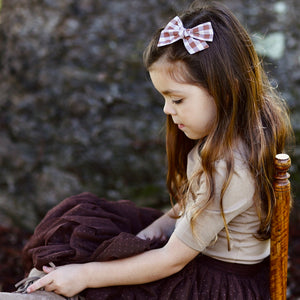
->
xmin=172 ymin=99 xmax=183 ymax=104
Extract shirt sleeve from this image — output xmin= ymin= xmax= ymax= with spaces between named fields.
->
xmin=174 ymin=159 xmax=256 ymax=252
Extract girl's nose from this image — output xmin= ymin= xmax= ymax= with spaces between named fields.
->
xmin=163 ymin=101 xmax=176 ymax=115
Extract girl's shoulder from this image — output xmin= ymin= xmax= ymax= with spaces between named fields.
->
xmin=187 ymin=139 xmax=249 ymax=172
xmin=214 ymin=143 xmax=255 ymax=211
xmin=214 ymin=141 xmax=255 ymax=200
xmin=215 ymin=139 xmax=249 ymax=171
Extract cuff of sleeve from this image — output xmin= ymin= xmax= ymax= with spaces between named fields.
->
xmin=174 ymin=214 xmax=206 ymax=252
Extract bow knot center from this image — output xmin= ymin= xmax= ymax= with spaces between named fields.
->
xmin=181 ymin=28 xmax=190 ymax=38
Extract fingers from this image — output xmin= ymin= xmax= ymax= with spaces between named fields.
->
xmin=136 ymin=232 xmax=146 ymax=239
xmin=161 ymin=234 xmax=167 ymax=242
xmin=44 ymin=281 xmax=56 ymax=293
xmin=27 ymin=275 xmax=50 ymax=293
xmin=137 ymin=231 xmax=166 ymax=241
xmin=43 ymin=265 xmax=55 ymax=274
xmin=26 ymin=264 xmax=56 ymax=293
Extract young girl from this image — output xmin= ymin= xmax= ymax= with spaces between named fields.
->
xmin=6 ymin=1 xmax=293 ymax=299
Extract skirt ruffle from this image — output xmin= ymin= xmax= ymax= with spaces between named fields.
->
xmin=22 ymin=192 xmax=270 ymax=300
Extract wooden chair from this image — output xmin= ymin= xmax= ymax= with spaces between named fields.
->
xmin=270 ymin=154 xmax=292 ymax=300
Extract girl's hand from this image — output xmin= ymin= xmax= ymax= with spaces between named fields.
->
xmin=137 ymin=222 xmax=168 ymax=241
xmin=137 ymin=206 xmax=178 ymax=241
xmin=27 ymin=264 xmax=87 ymax=297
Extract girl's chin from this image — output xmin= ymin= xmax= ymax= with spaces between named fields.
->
xmin=183 ymin=131 xmax=203 ymax=140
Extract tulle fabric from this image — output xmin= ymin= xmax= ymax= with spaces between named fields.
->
xmin=22 ymin=193 xmax=270 ymax=300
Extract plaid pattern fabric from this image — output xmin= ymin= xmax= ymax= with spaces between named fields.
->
xmin=157 ymin=16 xmax=214 ymax=54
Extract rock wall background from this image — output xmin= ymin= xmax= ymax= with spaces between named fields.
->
xmin=0 ymin=0 xmax=299 ymax=237
xmin=0 ymin=0 xmax=299 ymax=231
xmin=0 ymin=0 xmax=299 ymax=297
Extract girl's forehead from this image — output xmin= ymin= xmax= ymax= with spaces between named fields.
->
xmin=149 ymin=59 xmax=189 ymax=83
xmin=150 ymin=58 xmax=184 ymax=72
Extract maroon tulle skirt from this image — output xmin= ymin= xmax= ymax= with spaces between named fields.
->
xmin=22 ymin=192 xmax=270 ymax=299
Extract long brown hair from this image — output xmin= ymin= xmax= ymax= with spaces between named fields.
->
xmin=144 ymin=1 xmax=293 ymax=243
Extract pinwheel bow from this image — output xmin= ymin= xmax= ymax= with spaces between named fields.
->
xmin=157 ymin=16 xmax=214 ymax=54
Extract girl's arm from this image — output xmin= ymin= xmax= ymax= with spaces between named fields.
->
xmin=27 ymin=231 xmax=199 ymax=297
xmin=136 ymin=204 xmax=179 ymax=241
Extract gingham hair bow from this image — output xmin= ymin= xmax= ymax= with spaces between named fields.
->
xmin=157 ymin=16 xmax=214 ymax=54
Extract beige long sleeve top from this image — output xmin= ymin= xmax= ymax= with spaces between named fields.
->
xmin=174 ymin=142 xmax=270 ymax=264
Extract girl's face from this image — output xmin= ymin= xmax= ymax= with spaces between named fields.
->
xmin=149 ymin=60 xmax=217 ymax=140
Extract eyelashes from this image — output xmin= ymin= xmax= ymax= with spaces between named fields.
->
xmin=172 ymin=99 xmax=183 ymax=104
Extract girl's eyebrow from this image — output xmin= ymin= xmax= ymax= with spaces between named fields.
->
xmin=161 ymin=89 xmax=183 ymax=96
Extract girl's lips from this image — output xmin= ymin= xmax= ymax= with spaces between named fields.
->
xmin=178 ymin=124 xmax=185 ymax=129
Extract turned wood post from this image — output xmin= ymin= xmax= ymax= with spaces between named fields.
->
xmin=270 ymin=154 xmax=291 ymax=300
